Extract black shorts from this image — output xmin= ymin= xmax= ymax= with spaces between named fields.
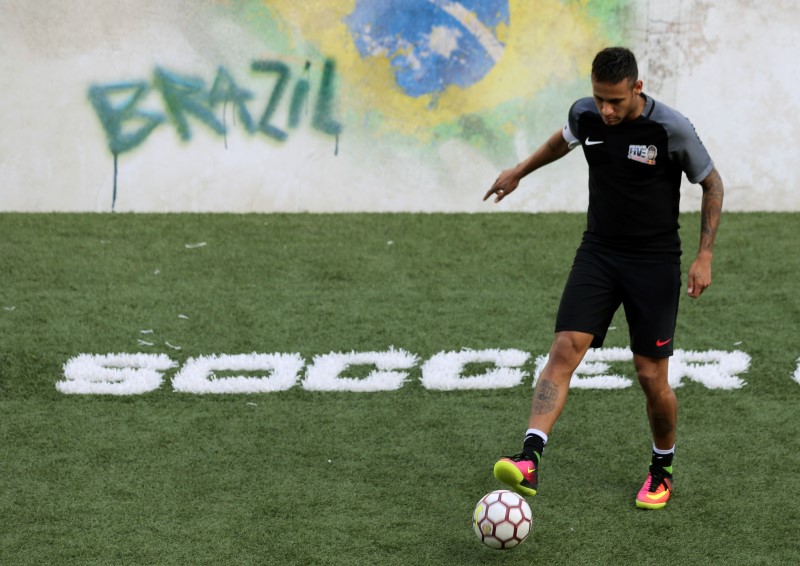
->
xmin=554 ymin=247 xmax=680 ymax=358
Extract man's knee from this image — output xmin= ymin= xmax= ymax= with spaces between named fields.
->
xmin=634 ymin=355 xmax=671 ymax=393
xmin=548 ymin=332 xmax=593 ymax=369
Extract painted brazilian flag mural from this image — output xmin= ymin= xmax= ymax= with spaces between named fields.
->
xmin=91 ymin=1 xmax=630 ymax=152
xmin=221 ymin=0 xmax=631 ymax=156
xmin=80 ymin=0 xmax=633 ymax=211
xmin=345 ymin=0 xmax=511 ymax=97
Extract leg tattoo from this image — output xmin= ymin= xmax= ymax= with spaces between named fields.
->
xmin=533 ymin=379 xmax=559 ymax=415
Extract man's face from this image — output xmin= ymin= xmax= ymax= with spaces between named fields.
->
xmin=591 ymin=77 xmax=643 ymax=125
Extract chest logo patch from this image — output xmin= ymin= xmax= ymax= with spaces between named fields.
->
xmin=628 ymin=144 xmax=658 ymax=165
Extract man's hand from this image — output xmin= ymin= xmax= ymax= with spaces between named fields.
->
xmin=689 ymin=167 xmax=723 ymax=299
xmin=687 ymin=252 xmax=712 ymax=298
xmin=484 ymin=168 xmax=521 ymax=203
xmin=483 ymin=128 xmax=572 ymax=204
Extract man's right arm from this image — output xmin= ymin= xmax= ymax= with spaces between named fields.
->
xmin=483 ymin=128 xmax=573 ymax=203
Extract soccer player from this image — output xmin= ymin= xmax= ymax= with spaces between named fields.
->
xmin=483 ymin=47 xmax=724 ymax=509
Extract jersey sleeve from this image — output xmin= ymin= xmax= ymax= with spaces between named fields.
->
xmin=565 ymin=99 xmax=583 ymax=148
xmin=663 ymin=111 xmax=714 ymax=183
xmin=562 ymin=123 xmax=580 ymax=149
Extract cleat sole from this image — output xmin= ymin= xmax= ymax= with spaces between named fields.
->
xmin=636 ymin=499 xmax=668 ymax=510
xmin=493 ymin=460 xmax=537 ymax=497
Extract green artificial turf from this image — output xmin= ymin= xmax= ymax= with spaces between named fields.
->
xmin=0 ymin=212 xmax=798 ymax=565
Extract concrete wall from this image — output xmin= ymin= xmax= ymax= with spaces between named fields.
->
xmin=1 ymin=0 xmax=797 ymax=212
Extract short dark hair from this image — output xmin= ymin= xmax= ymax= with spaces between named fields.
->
xmin=592 ymin=47 xmax=638 ymax=85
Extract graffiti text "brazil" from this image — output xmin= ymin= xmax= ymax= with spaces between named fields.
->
xmin=88 ymin=59 xmax=342 ymax=156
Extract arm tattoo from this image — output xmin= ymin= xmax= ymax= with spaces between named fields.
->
xmin=699 ymin=168 xmax=724 ymax=253
xmin=532 ymin=379 xmax=558 ymax=415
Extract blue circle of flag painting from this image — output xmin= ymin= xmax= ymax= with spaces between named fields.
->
xmin=345 ymin=0 xmax=510 ymax=97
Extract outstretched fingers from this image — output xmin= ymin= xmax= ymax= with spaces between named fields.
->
xmin=484 ymin=171 xmax=519 ymax=203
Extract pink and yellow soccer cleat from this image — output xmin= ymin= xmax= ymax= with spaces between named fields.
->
xmin=493 ymin=453 xmax=538 ymax=497
xmin=636 ymin=465 xmax=673 ymax=509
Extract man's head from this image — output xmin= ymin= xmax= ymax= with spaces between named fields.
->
xmin=591 ymin=47 xmax=644 ymax=125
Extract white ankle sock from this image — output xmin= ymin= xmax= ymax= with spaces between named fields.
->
xmin=652 ymin=444 xmax=675 ymax=455
xmin=526 ymin=428 xmax=548 ymax=445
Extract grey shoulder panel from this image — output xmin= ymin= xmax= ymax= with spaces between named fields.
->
xmin=648 ymin=98 xmax=714 ymax=183
xmin=567 ymin=97 xmax=597 ymax=140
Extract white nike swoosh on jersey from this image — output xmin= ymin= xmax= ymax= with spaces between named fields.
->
xmin=585 ymin=138 xmax=604 ymax=145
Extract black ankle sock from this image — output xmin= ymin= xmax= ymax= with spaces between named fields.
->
xmin=652 ymin=449 xmax=674 ymax=469
xmin=523 ymin=434 xmax=545 ymax=464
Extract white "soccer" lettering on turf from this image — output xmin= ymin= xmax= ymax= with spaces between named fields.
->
xmin=56 ymin=348 xmax=755 ymax=395
xmin=59 ymin=353 xmax=177 ymax=395
xmin=533 ymin=348 xmax=751 ymax=390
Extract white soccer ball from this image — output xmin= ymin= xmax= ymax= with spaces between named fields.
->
xmin=472 ymin=489 xmax=532 ymax=550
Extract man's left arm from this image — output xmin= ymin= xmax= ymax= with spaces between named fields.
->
xmin=688 ymin=167 xmax=724 ymax=298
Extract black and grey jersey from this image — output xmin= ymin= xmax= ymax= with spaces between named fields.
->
xmin=564 ymin=94 xmax=713 ymax=258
